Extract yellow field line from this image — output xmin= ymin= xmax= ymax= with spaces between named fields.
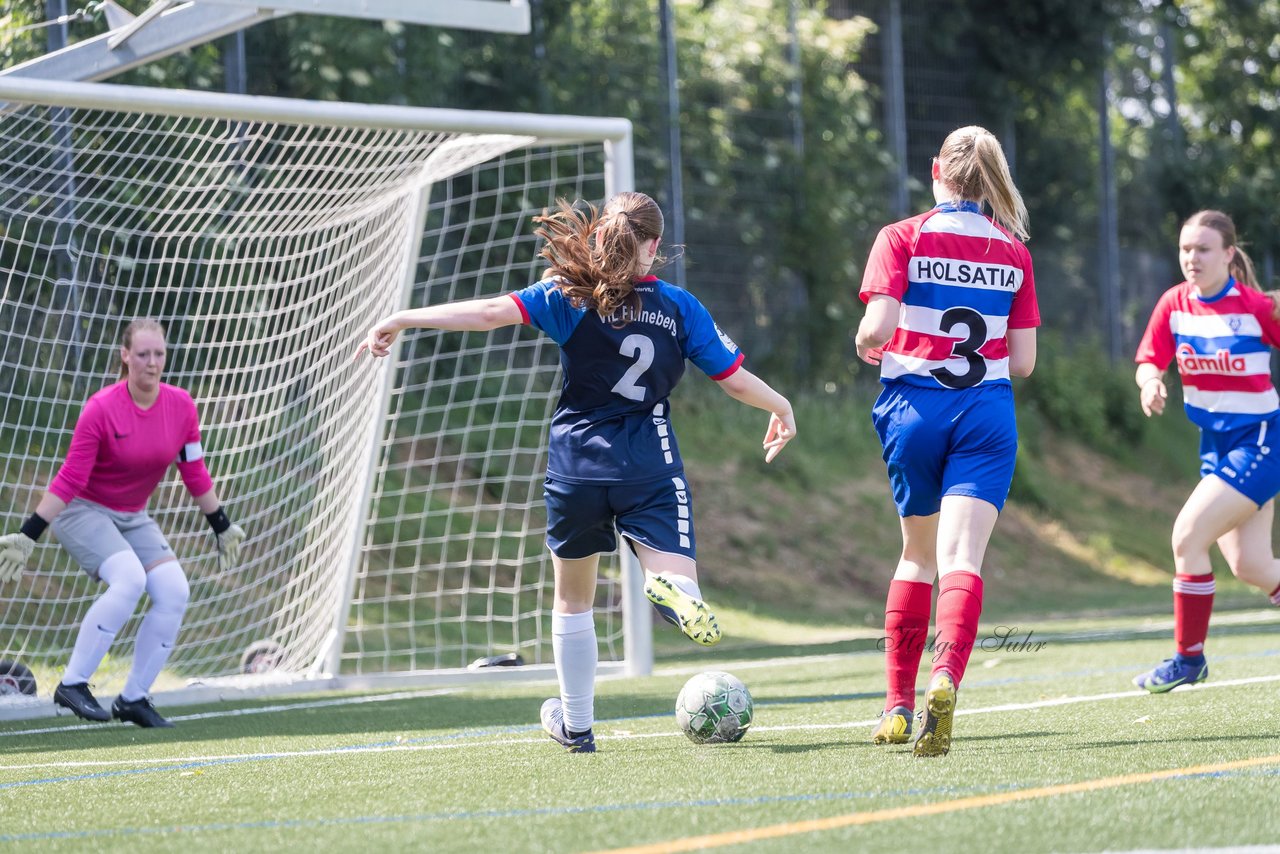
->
xmin=592 ymin=753 xmax=1280 ymax=854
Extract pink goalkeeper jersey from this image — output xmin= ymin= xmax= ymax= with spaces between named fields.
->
xmin=49 ymin=381 xmax=214 ymax=513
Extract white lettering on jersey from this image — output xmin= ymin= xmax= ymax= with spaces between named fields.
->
xmin=714 ymin=323 xmax=738 ymax=353
xmin=1175 ymin=343 xmax=1253 ymax=375
xmin=603 ymin=304 xmax=679 ymax=337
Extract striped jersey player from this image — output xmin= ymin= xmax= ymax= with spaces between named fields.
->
xmin=1136 ymin=278 xmax=1280 ymax=434
xmin=855 ymin=126 xmax=1037 ymax=758
xmin=1131 ymin=209 xmax=1280 ymax=697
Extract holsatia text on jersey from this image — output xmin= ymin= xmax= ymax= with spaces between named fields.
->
xmin=912 ymin=257 xmax=1022 ymax=289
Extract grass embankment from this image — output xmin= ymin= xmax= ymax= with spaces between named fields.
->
xmin=670 ymin=342 xmax=1260 ymax=656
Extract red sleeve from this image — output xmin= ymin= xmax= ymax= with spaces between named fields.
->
xmin=1244 ymin=286 xmax=1280 ymax=349
xmin=1135 ymin=291 xmax=1177 ymax=369
xmin=507 ymin=292 xmax=531 ymax=325
xmin=1008 ymin=245 xmax=1040 ymax=329
xmin=175 ymin=391 xmax=214 ymax=498
xmin=859 ymin=225 xmax=910 ymax=303
xmin=48 ymin=398 xmax=103 ymax=503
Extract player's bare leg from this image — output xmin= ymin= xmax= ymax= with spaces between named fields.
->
xmin=633 ymin=540 xmax=721 ymax=646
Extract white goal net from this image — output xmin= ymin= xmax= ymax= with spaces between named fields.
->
xmin=0 ymin=76 xmax=648 ymax=711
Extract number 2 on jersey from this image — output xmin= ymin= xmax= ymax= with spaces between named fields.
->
xmin=612 ymin=334 xmax=655 ymax=401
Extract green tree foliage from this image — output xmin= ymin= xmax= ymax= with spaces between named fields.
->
xmin=144 ymin=1 xmax=887 ymax=387
xmin=6 ymin=1 xmax=1279 ymax=384
xmin=1114 ymin=0 xmax=1280 ymax=285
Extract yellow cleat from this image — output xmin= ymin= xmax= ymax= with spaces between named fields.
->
xmin=913 ymin=672 xmax=956 ymax=758
xmin=644 ymin=573 xmax=722 ymax=646
xmin=871 ymin=705 xmax=913 ymax=744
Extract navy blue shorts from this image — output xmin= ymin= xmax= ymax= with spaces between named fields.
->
xmin=872 ymin=382 xmax=1018 ymax=517
xmin=1199 ymin=414 xmax=1280 ymax=507
xmin=544 ymin=474 xmax=695 ymax=560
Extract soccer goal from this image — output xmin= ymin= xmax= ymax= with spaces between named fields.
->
xmin=0 ymin=75 xmax=650 ymax=716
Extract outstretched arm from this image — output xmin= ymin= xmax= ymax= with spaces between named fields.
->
xmin=715 ymin=368 xmax=796 ymax=463
xmin=354 ymin=296 xmax=525 ymax=360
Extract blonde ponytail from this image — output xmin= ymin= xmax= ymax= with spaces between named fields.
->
xmin=937 ymin=125 xmax=1029 ymax=241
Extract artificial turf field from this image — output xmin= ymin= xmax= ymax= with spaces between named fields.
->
xmin=2 ymin=611 xmax=1278 ymax=853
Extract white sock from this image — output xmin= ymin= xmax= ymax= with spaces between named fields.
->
xmin=552 ymin=609 xmax=596 ymax=734
xmin=62 ymin=551 xmax=147 ymax=686
xmin=665 ymin=572 xmax=702 ymax=602
xmin=122 ymin=561 xmax=189 ymax=701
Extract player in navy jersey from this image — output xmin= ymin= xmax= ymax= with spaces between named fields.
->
xmin=1132 ymin=210 xmax=1280 ymax=693
xmin=855 ymin=126 xmax=1038 ymax=757
xmin=355 ymin=191 xmax=795 ymax=752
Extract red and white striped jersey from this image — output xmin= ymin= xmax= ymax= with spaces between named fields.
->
xmin=859 ymin=201 xmax=1039 ymax=389
xmin=1136 ymin=278 xmax=1280 ymax=431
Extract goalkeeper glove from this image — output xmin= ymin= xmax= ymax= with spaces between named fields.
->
xmin=0 ymin=532 xmax=36 ymax=584
xmin=205 ymin=507 xmax=247 ymax=571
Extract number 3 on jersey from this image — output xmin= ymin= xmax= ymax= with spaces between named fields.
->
xmin=929 ymin=307 xmax=988 ymax=389
xmin=612 ymin=334 xmax=655 ymax=402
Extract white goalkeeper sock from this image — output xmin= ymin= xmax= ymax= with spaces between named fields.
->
xmin=62 ymin=550 xmax=146 ymax=686
xmin=121 ymin=561 xmax=190 ymax=701
xmin=552 ymin=609 xmax=597 ymax=734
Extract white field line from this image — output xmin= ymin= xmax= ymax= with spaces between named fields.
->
xmin=5 ymin=672 xmax=1279 ymax=773
xmin=0 ymin=688 xmax=455 ymax=739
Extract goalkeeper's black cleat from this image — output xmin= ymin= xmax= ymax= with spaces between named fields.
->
xmin=112 ymin=695 xmax=175 ymax=729
xmin=53 ymin=681 xmax=111 ymax=722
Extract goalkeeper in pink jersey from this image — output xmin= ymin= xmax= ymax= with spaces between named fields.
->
xmin=0 ymin=319 xmax=246 ymax=728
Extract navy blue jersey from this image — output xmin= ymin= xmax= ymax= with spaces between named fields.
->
xmin=510 ymin=275 xmax=745 ymax=484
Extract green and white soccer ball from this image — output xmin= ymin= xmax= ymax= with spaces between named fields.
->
xmin=675 ymin=670 xmax=753 ymax=744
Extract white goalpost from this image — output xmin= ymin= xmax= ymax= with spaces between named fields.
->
xmin=0 ymin=75 xmax=651 ymax=717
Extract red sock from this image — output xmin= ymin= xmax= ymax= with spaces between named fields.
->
xmin=1269 ymin=580 xmax=1280 ymax=607
xmin=1173 ymin=573 xmax=1215 ymax=656
xmin=883 ymin=580 xmax=932 ymax=711
xmin=932 ymin=571 xmax=984 ymax=686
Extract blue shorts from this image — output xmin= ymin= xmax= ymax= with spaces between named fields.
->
xmin=1199 ymin=414 xmax=1280 ymax=507
xmin=544 ymin=474 xmax=695 ymax=560
xmin=872 ymin=382 xmax=1018 ymax=517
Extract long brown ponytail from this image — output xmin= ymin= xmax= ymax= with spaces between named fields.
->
xmin=937 ymin=125 xmax=1030 ymax=241
xmin=534 ymin=191 xmax=665 ymax=318
xmin=118 ymin=318 xmax=166 ymax=379
xmin=1182 ymin=209 xmax=1258 ymax=287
